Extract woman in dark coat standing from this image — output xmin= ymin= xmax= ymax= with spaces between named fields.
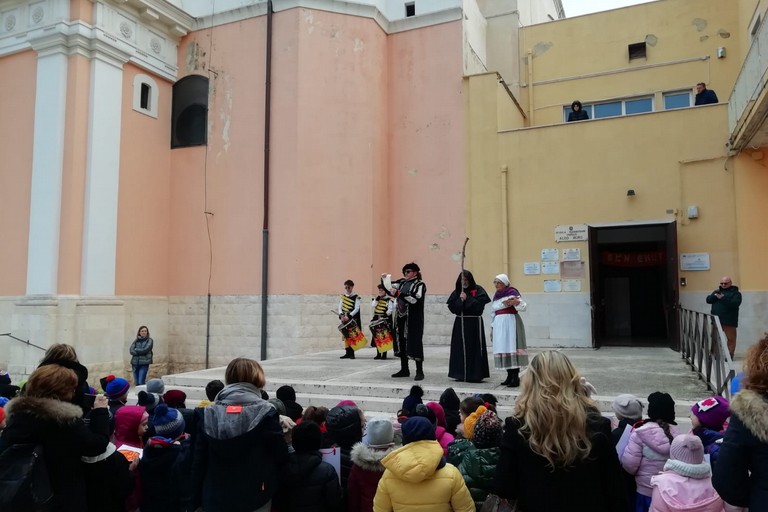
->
xmin=0 ymin=364 xmax=110 ymax=512
xmin=493 ymin=351 xmax=625 ymax=512
xmin=129 ymin=325 xmax=154 ymax=386
xmin=191 ymin=357 xmax=288 ymax=512
xmin=447 ymin=270 xmax=491 ymax=383
xmin=713 ymin=334 xmax=768 ymax=510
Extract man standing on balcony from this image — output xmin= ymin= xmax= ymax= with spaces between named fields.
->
xmin=694 ymin=82 xmax=719 ymax=105
xmin=706 ymin=276 xmax=742 ymax=359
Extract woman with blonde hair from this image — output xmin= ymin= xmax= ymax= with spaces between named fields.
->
xmin=493 ymin=351 xmax=624 ymax=511
xmin=191 ymin=357 xmax=288 ymax=512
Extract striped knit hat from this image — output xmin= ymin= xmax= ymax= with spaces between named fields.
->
xmin=151 ymin=404 xmax=185 ymax=439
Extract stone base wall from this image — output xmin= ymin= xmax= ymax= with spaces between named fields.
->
xmin=5 ymin=291 xmax=763 ymax=382
xmin=681 ymin=291 xmax=768 ymax=356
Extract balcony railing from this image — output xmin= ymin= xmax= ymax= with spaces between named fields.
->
xmin=679 ymin=307 xmax=736 ymax=399
xmin=729 ymin=16 xmax=768 ymax=150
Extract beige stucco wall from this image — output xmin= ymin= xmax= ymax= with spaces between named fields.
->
xmin=521 ymin=0 xmax=743 ymax=126
xmin=0 ymin=51 xmax=35 ymax=296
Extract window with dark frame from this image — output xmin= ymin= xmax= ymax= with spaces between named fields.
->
xmin=140 ymin=83 xmax=151 ymax=110
xmin=628 ymin=42 xmax=647 ymax=60
xmin=405 ymin=2 xmax=415 ymax=17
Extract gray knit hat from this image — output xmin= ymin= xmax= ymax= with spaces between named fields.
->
xmin=365 ymin=418 xmax=394 ymax=449
xmin=146 ymin=378 xmax=165 ymax=394
xmin=612 ymin=394 xmax=643 ymax=420
xmin=670 ymin=434 xmax=704 ymax=465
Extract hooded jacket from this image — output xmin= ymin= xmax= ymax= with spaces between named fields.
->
xmin=621 ymin=421 xmax=680 ymax=496
xmin=275 ymin=450 xmax=342 ymax=512
xmin=325 ymin=405 xmax=363 ymax=490
xmin=439 ymin=388 xmax=461 ymax=436
xmin=348 ymin=442 xmax=396 ymax=512
xmin=0 ymin=396 xmax=110 ymax=512
xmin=650 ymin=463 xmax=724 ymax=512
xmin=448 ymin=438 xmax=500 ymax=508
xmin=712 ymin=389 xmax=768 ymax=510
xmin=191 ymin=382 xmax=289 ymax=512
xmin=373 ymin=440 xmax=474 ymax=512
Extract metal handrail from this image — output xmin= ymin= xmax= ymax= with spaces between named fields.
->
xmin=679 ymin=307 xmax=735 ymax=399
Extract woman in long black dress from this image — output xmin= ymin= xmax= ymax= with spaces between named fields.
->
xmin=447 ymin=270 xmax=490 ymax=382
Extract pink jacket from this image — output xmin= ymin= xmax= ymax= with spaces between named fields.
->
xmin=620 ymin=422 xmax=680 ymax=496
xmin=650 ymin=472 xmax=724 ymax=512
xmin=435 ymin=425 xmax=455 ymax=456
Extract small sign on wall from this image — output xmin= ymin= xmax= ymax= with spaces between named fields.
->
xmin=541 ymin=262 xmax=559 ymax=274
xmin=541 ymin=248 xmax=559 ymax=261
xmin=523 ymin=262 xmax=541 ymax=275
xmin=562 ymin=248 xmax=581 ymax=261
xmin=544 ymin=280 xmax=562 ymax=292
xmin=555 ymin=224 xmax=588 ymax=242
xmin=562 ymin=279 xmax=582 ymax=292
xmin=560 ymin=261 xmax=585 ymax=278
xmin=680 ymin=253 xmax=711 ymax=271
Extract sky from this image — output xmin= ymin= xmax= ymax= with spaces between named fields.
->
xmin=561 ymin=0 xmax=656 ymax=17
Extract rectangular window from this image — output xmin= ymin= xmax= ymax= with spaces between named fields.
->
xmin=628 ymin=42 xmax=647 ymax=60
xmin=405 ymin=2 xmax=415 ymax=17
xmin=140 ymin=83 xmax=151 ymax=110
xmin=664 ymin=92 xmax=691 ymax=110
xmin=625 ymin=97 xmax=653 ymax=115
xmin=594 ymin=101 xmax=622 ymax=119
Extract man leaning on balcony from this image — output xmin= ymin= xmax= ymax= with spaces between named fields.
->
xmin=706 ymin=276 xmax=742 ymax=359
xmin=694 ymin=82 xmax=719 ymax=105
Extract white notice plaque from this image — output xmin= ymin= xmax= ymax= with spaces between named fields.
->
xmin=544 ymin=280 xmax=562 ymax=292
xmin=680 ymin=253 xmax=710 ymax=271
xmin=555 ymin=224 xmax=588 ymax=242
xmin=562 ymin=248 xmax=581 ymax=261
xmin=523 ymin=262 xmax=541 ymax=275
xmin=541 ymin=262 xmax=559 ymax=275
xmin=562 ymin=279 xmax=582 ymax=292
xmin=541 ymin=248 xmax=559 ymax=261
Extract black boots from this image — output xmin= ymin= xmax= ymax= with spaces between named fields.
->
xmin=374 ymin=351 xmax=387 ymax=360
xmin=415 ymin=360 xmax=424 ymax=381
xmin=382 ymin=351 xmax=387 ymax=360
xmin=503 ymin=368 xmax=520 ymax=387
xmin=340 ymin=347 xmax=355 ymax=359
xmin=391 ymin=357 xmax=410 ymax=378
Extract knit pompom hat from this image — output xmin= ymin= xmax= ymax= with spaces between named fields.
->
xmin=473 ymin=409 xmax=503 ymax=449
xmin=463 ymin=405 xmax=488 ymax=441
xmin=612 ymin=394 xmax=644 ymax=421
xmin=426 ymin=402 xmax=447 ymax=428
xmin=137 ymin=391 xmax=160 ymax=413
xmin=664 ymin=434 xmax=711 ymax=479
xmin=0 ymin=370 xmax=10 ymax=385
xmin=151 ymin=404 xmax=185 ymax=439
xmin=402 ymin=385 xmax=424 ymax=414
xmin=276 ymin=385 xmax=296 ymax=403
xmin=163 ymin=390 xmax=187 ymax=408
xmin=690 ymin=395 xmax=730 ymax=430
xmin=105 ymin=375 xmax=130 ymax=399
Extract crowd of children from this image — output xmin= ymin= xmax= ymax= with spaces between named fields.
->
xmin=1 ymin=335 xmax=768 ymax=511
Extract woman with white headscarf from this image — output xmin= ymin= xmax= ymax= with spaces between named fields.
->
xmin=490 ymin=274 xmax=528 ymax=387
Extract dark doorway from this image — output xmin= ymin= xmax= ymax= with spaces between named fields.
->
xmin=589 ymin=223 xmax=679 ymax=350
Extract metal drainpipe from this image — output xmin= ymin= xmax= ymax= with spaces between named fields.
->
xmin=260 ymin=0 xmax=273 ymax=361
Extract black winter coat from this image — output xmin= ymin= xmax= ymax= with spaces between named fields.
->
xmin=705 ymin=285 xmax=742 ymax=327
xmin=275 ymin=451 xmax=342 ymax=511
xmin=191 ymin=384 xmax=289 ymax=512
xmin=140 ymin=437 xmax=194 ymax=512
xmin=611 ymin=419 xmax=638 ymax=512
xmin=325 ymin=405 xmax=363 ymax=490
xmin=0 ymin=396 xmax=110 ymax=512
xmin=82 ymin=448 xmax=134 ymax=512
xmin=494 ymin=412 xmax=625 ymax=512
xmin=712 ymin=389 xmax=768 ymax=509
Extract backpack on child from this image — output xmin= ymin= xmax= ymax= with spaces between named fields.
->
xmin=0 ymin=443 xmax=53 ymax=511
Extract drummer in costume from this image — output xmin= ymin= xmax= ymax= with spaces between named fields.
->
xmin=370 ymin=284 xmax=394 ymax=360
xmin=339 ymin=279 xmax=362 ymax=359
xmin=382 ymin=262 xmax=427 ymax=381
xmin=447 ymin=270 xmax=490 ymax=383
